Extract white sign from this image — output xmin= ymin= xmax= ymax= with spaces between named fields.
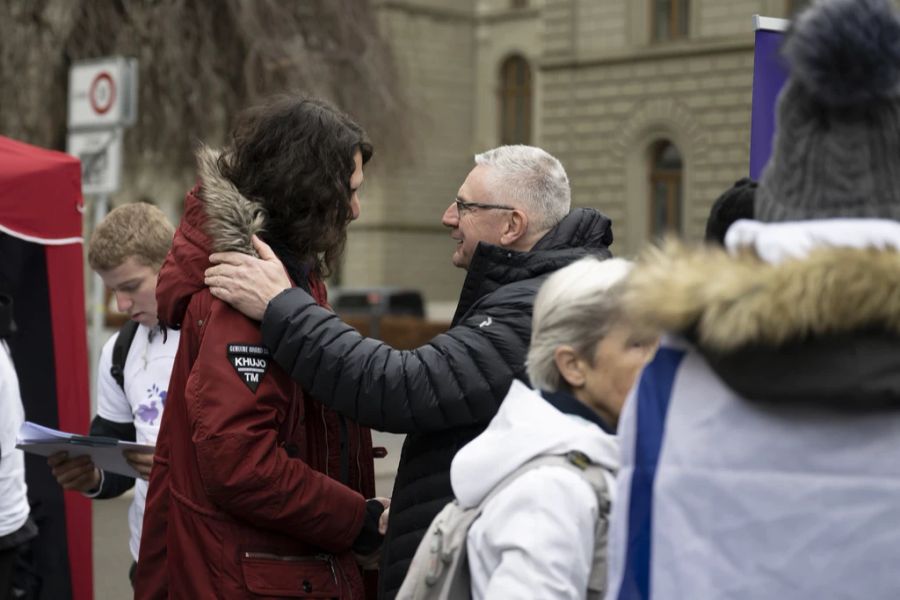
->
xmin=68 ymin=57 xmax=138 ymax=130
xmin=67 ymin=129 xmax=124 ymax=195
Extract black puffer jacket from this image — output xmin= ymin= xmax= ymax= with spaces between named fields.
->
xmin=261 ymin=207 xmax=614 ymax=598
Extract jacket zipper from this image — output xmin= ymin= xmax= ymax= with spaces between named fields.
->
xmin=339 ymin=414 xmax=349 ymax=484
xmin=334 ymin=555 xmax=353 ymax=600
xmin=356 ymin=424 xmax=362 ymax=491
xmin=243 ymin=552 xmax=339 ymax=586
xmin=243 ymin=551 xmax=331 ymax=562
xmin=321 ymin=404 xmax=330 ymax=477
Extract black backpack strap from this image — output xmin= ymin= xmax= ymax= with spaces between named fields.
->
xmin=0 ymin=293 xmax=16 ymax=339
xmin=110 ymin=320 xmax=140 ymax=390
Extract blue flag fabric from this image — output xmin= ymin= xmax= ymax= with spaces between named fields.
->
xmin=605 ymin=336 xmax=900 ymax=599
xmin=749 ymin=23 xmax=789 ymax=179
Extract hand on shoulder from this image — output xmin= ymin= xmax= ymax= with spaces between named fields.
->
xmin=204 ymin=235 xmax=291 ymax=321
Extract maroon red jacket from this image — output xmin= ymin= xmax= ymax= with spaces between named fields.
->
xmin=135 ymin=147 xmax=376 ymax=599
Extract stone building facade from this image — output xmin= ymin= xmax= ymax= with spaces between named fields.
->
xmin=343 ymin=0 xmax=808 ymax=315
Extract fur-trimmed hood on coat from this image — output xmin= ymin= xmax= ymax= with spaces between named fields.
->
xmin=156 ymin=146 xmax=267 ymax=328
xmin=195 ymin=145 xmax=266 ymax=255
xmin=623 ymin=223 xmax=900 ymax=408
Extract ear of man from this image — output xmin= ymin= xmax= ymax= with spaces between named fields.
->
xmin=499 ymin=209 xmax=529 ymax=248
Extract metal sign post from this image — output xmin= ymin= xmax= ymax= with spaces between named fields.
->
xmin=66 ymin=56 xmax=138 ymax=408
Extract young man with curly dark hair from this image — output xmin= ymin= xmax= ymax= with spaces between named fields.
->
xmin=134 ymin=96 xmax=387 ymax=599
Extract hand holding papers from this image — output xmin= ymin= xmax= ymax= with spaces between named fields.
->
xmin=17 ymin=421 xmax=153 ymax=479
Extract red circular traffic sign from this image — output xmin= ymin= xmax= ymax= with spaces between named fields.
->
xmin=89 ymin=72 xmax=116 ymax=115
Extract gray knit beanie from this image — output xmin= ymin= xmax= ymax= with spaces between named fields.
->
xmin=756 ymin=0 xmax=900 ymax=222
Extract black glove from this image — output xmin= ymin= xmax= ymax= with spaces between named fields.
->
xmin=352 ymin=499 xmax=386 ymax=555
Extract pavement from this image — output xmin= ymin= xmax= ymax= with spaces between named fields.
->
xmin=92 ymin=431 xmax=405 ymax=599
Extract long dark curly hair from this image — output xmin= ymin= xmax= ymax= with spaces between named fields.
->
xmin=219 ymin=96 xmax=372 ymax=276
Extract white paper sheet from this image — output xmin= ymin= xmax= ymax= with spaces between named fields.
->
xmin=16 ymin=421 xmax=153 ymax=478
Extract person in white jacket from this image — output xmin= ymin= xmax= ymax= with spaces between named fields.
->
xmin=606 ymin=2 xmax=900 ymax=598
xmin=449 ymin=256 xmax=658 ymax=600
xmin=0 ymin=299 xmax=37 ymax=598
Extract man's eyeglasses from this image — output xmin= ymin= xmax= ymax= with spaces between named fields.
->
xmin=454 ymin=198 xmax=516 ymax=216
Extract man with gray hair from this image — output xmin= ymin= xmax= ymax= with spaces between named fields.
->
xmin=204 ymin=144 xmax=613 ymax=598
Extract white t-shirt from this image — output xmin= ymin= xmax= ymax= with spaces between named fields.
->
xmin=0 ymin=340 xmax=30 ymax=538
xmin=96 ymin=324 xmax=179 ymax=561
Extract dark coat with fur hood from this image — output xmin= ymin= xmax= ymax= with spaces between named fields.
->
xmin=134 ymin=147 xmax=376 ymax=600
xmin=623 ymin=240 xmax=900 ymax=407
xmin=606 ymin=234 xmax=900 ymax=598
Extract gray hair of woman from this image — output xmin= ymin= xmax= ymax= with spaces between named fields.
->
xmin=526 ymin=256 xmax=636 ymax=392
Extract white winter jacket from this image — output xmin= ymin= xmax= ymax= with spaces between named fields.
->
xmin=0 ymin=340 xmax=30 ymax=538
xmin=606 ymin=219 xmax=900 ymax=600
xmin=451 ymin=380 xmax=619 ymax=600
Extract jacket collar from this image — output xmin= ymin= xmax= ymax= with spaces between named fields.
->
xmin=451 ymin=208 xmax=613 ymax=325
xmin=541 ymin=389 xmax=614 ymax=434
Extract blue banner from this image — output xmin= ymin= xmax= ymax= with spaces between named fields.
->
xmin=749 ymin=24 xmax=789 ymax=179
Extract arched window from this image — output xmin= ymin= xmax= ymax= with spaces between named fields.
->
xmin=499 ymin=55 xmax=532 ymax=145
xmin=651 ymin=0 xmax=690 ymax=42
xmin=648 ymin=140 xmax=683 ymax=237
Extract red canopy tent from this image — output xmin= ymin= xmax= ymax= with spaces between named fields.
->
xmin=0 ymin=135 xmax=91 ymax=600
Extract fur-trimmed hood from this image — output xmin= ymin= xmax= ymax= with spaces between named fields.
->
xmin=624 ymin=242 xmax=900 ymax=352
xmin=155 ymin=146 xmax=268 ymax=327
xmin=623 ymin=220 xmax=900 ymax=408
xmin=195 ymin=145 xmax=265 ymax=255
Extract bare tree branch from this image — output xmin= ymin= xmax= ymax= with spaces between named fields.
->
xmin=0 ymin=0 xmax=408 ymax=187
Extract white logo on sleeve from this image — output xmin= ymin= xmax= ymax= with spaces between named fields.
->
xmin=479 ymin=317 xmax=492 ymax=328
xmin=226 ymin=343 xmax=271 ymax=392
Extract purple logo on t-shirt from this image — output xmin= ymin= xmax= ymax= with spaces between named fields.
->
xmin=137 ymin=384 xmax=167 ymax=424
xmin=136 ymin=401 xmax=159 ymax=425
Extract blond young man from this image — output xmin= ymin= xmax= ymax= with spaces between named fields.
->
xmin=47 ymin=202 xmax=177 ymax=583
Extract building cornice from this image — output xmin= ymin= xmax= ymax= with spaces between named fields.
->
xmin=351 ymin=222 xmax=449 ymax=234
xmin=373 ymin=0 xmax=474 ymax=23
xmin=542 ymin=36 xmax=754 ymax=71
xmin=477 ymin=7 xmax=541 ymax=24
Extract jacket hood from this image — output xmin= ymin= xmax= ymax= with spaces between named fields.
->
xmin=624 ymin=242 xmax=900 ymax=352
xmin=531 ymin=207 xmax=614 ymax=252
xmin=623 ymin=219 xmax=900 ymax=408
xmin=156 ymin=146 xmax=266 ymax=327
xmin=452 ymin=208 xmax=613 ymax=324
xmin=450 ymin=380 xmax=619 ymax=508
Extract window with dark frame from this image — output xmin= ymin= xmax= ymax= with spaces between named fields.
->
xmin=787 ymin=0 xmax=811 ymax=16
xmin=651 ymin=0 xmax=690 ymax=42
xmin=648 ymin=140 xmax=683 ymax=238
xmin=499 ymin=55 xmax=532 ymax=145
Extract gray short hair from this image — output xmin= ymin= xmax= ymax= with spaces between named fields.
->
xmin=526 ymin=257 xmax=633 ymax=392
xmin=474 ymin=145 xmax=571 ymax=232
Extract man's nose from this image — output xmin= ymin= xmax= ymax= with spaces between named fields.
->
xmin=441 ymin=201 xmax=458 ymax=227
xmin=115 ymin=291 xmax=133 ymax=313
